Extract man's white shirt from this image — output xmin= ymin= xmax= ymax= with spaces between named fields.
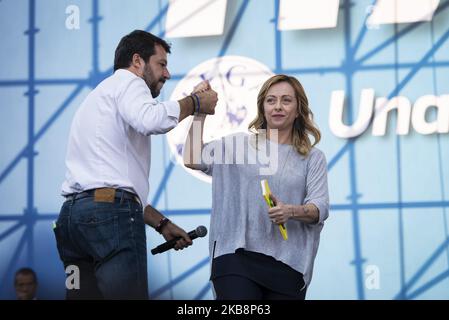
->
xmin=62 ymin=69 xmax=180 ymax=206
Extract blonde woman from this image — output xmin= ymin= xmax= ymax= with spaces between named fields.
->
xmin=184 ymin=75 xmax=329 ymax=300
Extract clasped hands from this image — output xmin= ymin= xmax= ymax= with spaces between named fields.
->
xmin=191 ymin=80 xmax=218 ymax=115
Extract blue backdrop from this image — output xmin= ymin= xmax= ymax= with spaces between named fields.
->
xmin=1 ymin=0 xmax=449 ymax=299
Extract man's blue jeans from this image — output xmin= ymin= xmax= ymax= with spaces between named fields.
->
xmin=53 ymin=194 xmax=148 ymax=299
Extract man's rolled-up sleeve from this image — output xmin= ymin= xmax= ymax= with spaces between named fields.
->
xmin=117 ymin=77 xmax=180 ymax=135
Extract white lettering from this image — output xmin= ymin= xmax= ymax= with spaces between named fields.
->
xmin=329 ymin=89 xmax=449 ymax=137
xmin=65 ymin=5 xmax=80 ymax=30
xmin=65 ymin=265 xmax=80 ymax=290
xmin=365 ymin=265 xmax=380 ymax=290
xmin=329 ymin=89 xmax=374 ymax=138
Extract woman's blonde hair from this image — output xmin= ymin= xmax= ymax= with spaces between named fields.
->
xmin=248 ymin=74 xmax=321 ymax=156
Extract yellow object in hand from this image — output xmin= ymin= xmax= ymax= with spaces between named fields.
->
xmin=260 ymin=179 xmax=288 ymax=241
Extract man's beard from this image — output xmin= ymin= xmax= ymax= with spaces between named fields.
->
xmin=143 ymin=64 xmax=165 ymax=98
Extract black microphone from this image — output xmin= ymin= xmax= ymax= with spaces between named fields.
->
xmin=151 ymin=226 xmax=208 ymax=255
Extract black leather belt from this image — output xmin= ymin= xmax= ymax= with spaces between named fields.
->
xmin=64 ymin=188 xmax=140 ymax=204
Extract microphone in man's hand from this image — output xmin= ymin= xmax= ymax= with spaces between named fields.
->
xmin=151 ymin=226 xmax=208 ymax=255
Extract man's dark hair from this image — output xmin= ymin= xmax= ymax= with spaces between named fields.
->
xmin=113 ymin=30 xmax=171 ymax=72
xmin=14 ymin=267 xmax=38 ymax=285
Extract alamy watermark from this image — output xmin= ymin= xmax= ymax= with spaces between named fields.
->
xmin=365 ymin=5 xmax=380 ymax=30
xmin=65 ymin=5 xmax=80 ymax=30
xmin=365 ymin=264 xmax=380 ymax=290
xmin=65 ymin=264 xmax=80 ymax=290
xmin=184 ymin=122 xmax=280 ymax=175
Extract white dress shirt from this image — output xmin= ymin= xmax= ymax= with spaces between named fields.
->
xmin=62 ymin=69 xmax=180 ymax=206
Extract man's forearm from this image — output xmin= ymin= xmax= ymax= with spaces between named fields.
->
xmin=143 ymin=205 xmax=166 ymax=228
xmin=178 ymin=96 xmax=195 ymax=122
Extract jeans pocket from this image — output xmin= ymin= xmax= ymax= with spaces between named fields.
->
xmin=53 ymin=223 xmax=68 ymax=261
xmin=77 ymin=215 xmax=119 ymax=261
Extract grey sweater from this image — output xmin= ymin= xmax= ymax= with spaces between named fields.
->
xmin=199 ymin=132 xmax=329 ymax=286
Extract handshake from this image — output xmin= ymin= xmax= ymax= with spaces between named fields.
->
xmin=189 ymin=80 xmax=218 ymax=115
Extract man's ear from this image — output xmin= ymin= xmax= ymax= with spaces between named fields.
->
xmin=131 ymin=53 xmax=143 ymax=69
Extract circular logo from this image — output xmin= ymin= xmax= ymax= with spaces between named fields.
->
xmin=167 ymin=55 xmax=274 ymax=183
